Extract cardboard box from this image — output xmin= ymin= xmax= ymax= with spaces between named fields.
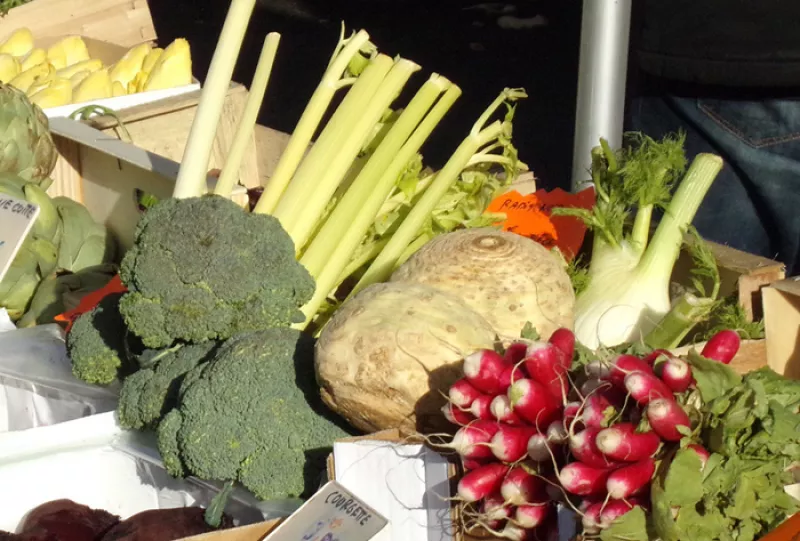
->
xmin=763 ymin=277 xmax=800 ymax=379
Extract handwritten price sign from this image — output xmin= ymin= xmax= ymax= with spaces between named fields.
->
xmin=0 ymin=193 xmax=40 ymax=283
xmin=265 ymin=481 xmax=387 ymax=541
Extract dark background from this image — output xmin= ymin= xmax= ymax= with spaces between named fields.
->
xmin=148 ymin=0 xmax=584 ymax=191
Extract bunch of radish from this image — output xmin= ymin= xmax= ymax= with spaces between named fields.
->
xmin=440 ymin=328 xmax=741 ymax=540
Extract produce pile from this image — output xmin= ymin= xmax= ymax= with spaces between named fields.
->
xmin=0 ymin=83 xmax=116 ymax=325
xmin=439 ymin=327 xmax=800 ymax=541
xmin=0 ymin=28 xmax=193 ymax=108
xmin=0 ymin=499 xmax=233 ymax=540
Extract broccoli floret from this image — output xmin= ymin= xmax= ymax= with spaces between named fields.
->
xmin=67 ymin=293 xmax=129 ymax=385
xmin=119 ymin=196 xmax=315 ymax=349
xmin=118 ymin=341 xmax=219 ymax=429
xmin=156 ymin=328 xmax=352 ymax=500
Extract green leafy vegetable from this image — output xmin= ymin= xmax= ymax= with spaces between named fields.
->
xmin=600 ymin=506 xmax=649 ymax=541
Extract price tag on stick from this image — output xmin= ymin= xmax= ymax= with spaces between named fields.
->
xmin=0 ymin=193 xmax=40 ymax=283
xmin=265 ymin=480 xmax=388 ymax=541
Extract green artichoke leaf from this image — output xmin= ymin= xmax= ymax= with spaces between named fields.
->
xmin=23 ymin=183 xmax=60 ymax=242
xmin=0 ymin=84 xmax=58 ymax=185
xmin=54 ymin=197 xmax=113 ymax=272
xmin=0 ymin=245 xmax=41 ymax=320
xmin=0 ymin=174 xmax=25 ymax=199
xmin=29 ymin=236 xmax=58 ymax=277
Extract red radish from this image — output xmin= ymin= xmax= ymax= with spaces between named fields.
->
xmin=582 ymin=502 xmax=603 ymax=532
xmin=515 ymin=504 xmax=551 ymax=529
xmin=687 ymin=443 xmax=711 ymax=469
xmin=489 ymin=425 xmax=538 ymax=462
xmin=569 ymin=427 xmax=618 ymax=468
xmin=701 ymin=330 xmax=741 ymax=364
xmin=449 ymin=379 xmax=482 ymax=408
xmin=642 ymin=348 xmax=671 ymax=366
xmin=449 ymin=420 xmax=502 ymax=459
xmin=470 ymin=395 xmax=495 ymax=420
xmin=580 ymin=377 xmax=611 ymax=397
xmin=499 ymin=522 xmax=530 ymax=541
xmin=501 ymin=466 xmax=544 ymax=505
xmin=595 ymin=423 xmax=661 ymax=462
xmin=581 ymin=393 xmax=617 ymax=429
xmin=508 ymin=379 xmax=560 ymax=428
xmin=546 ymin=419 xmax=568 ymax=444
xmin=527 ymin=433 xmax=553 ymax=462
xmin=457 ymin=463 xmax=510 ymax=502
xmin=504 ymin=341 xmax=529 ymax=365
xmin=498 ymin=363 xmax=528 ymax=392
xmin=558 ymin=461 xmax=611 ymax=496
xmin=524 ymin=342 xmax=570 ymax=401
xmin=586 ymin=360 xmax=611 ymax=380
xmin=607 ymin=355 xmax=653 ymax=386
xmin=491 ymin=395 xmax=525 ymax=425
xmin=599 ymin=499 xmax=638 ymax=527
xmin=656 ymin=356 xmax=693 ymax=393
xmin=464 ymin=349 xmax=508 ymax=394
xmin=442 ymin=403 xmax=474 ymax=426
xmin=606 ymin=458 xmax=655 ymax=499
xmin=548 ymin=327 xmax=575 ymax=361
xmin=624 ymin=371 xmax=673 ymax=406
xmin=646 ymin=398 xmax=691 ymax=441
xmin=481 ymin=492 xmax=512 ymax=522
xmin=462 ymin=457 xmax=490 ymax=471
xmin=563 ymin=402 xmax=581 ymax=427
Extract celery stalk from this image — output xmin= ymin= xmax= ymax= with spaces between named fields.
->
xmin=346 ymin=88 xmax=526 ymax=300
xmin=172 ymin=0 xmax=256 ymax=199
xmin=270 ymin=54 xmax=395 ymax=240
xmin=300 ymin=74 xmax=451 ymax=277
xmin=214 ymin=33 xmax=280 ymax=198
xmin=279 ymin=57 xmax=421 ymax=251
xmin=253 ymin=29 xmax=372 ymax=214
xmin=295 ymin=84 xmax=462 ymax=329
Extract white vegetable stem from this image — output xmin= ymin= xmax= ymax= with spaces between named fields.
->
xmin=253 ymin=29 xmax=372 ymax=214
xmin=276 ymin=56 xmax=421 ymax=252
xmin=574 ymin=153 xmax=723 ymax=349
xmin=214 ymin=33 xmax=281 ymax=198
xmin=346 ymin=87 xmax=526 ymax=300
xmin=296 ymin=79 xmax=460 ymax=329
xmin=172 ymin=0 xmax=256 ymax=199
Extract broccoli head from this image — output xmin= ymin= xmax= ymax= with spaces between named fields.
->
xmin=118 ymin=341 xmax=220 ymax=430
xmin=67 ymin=293 xmax=129 ymax=385
xmin=156 ymin=328 xmax=353 ymax=500
xmin=119 ymin=196 xmax=315 ymax=349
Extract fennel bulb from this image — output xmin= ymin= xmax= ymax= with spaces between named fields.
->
xmin=557 ymin=134 xmax=723 ymax=350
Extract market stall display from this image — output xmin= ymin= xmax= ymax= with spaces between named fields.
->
xmin=0 ymin=0 xmax=796 ymax=539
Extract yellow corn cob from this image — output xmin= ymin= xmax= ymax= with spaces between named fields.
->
xmin=0 ymin=28 xmax=34 ymax=58
xmin=0 ymin=53 xmax=20 ymax=83
xmin=109 ymin=42 xmax=151 ymax=88
xmin=56 ymin=58 xmax=103 ymax=80
xmin=28 ymin=77 xmax=73 ymax=109
xmin=69 ymin=70 xmax=90 ymax=88
xmin=72 ymin=67 xmax=112 ymax=102
xmin=20 ymin=47 xmax=46 ymax=72
xmin=112 ymin=80 xmax=126 ymax=97
xmin=46 ymin=36 xmax=90 ymax=70
xmin=9 ymin=62 xmax=54 ymax=93
xmin=142 ymin=38 xmax=192 ymax=92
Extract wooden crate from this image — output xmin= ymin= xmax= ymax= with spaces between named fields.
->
xmin=0 ymin=0 xmax=157 ymax=47
xmin=48 ymin=83 xmax=260 ymax=210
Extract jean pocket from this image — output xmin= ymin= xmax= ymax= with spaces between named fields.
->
xmin=698 ymin=98 xmax=800 ymax=148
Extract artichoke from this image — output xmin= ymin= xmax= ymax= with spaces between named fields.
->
xmin=0 ymin=83 xmax=58 ymax=188
xmin=53 ymin=196 xmax=116 ymax=272
xmin=0 ymin=175 xmax=60 ymax=319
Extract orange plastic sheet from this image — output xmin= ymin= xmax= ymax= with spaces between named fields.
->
xmin=486 ymin=186 xmax=596 ymax=260
xmin=54 ymin=274 xmax=127 ymax=333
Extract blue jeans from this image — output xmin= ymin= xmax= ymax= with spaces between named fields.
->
xmin=628 ymin=95 xmax=800 ymax=276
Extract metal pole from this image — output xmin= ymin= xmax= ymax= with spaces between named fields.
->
xmin=570 ymin=0 xmax=633 ymax=191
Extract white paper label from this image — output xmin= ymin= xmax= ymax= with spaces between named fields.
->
xmin=0 ymin=194 xmax=40 ymax=283
xmin=265 ymin=480 xmax=388 ymax=541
